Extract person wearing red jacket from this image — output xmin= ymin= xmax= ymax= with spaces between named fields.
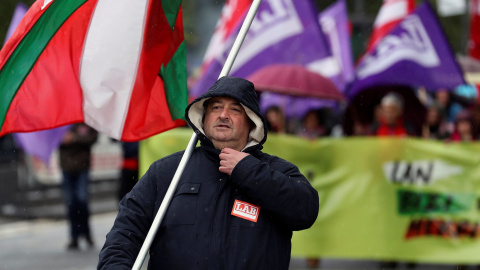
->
xmin=371 ymin=92 xmax=415 ymax=137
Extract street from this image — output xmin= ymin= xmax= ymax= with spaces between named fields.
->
xmin=0 ymin=211 xmax=466 ymax=270
xmin=0 ymin=212 xmax=118 ymax=270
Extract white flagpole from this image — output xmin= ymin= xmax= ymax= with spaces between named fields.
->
xmin=132 ymin=0 xmax=262 ymax=269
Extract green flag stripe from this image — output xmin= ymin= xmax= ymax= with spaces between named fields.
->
xmin=0 ymin=0 xmax=87 ymax=130
xmin=162 ymin=41 xmax=187 ymax=120
xmin=162 ymin=0 xmax=182 ymax=29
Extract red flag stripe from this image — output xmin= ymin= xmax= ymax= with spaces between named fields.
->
xmin=121 ymin=1 xmax=184 ymax=140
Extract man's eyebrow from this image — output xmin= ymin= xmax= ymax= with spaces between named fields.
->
xmin=209 ymin=100 xmax=223 ymax=106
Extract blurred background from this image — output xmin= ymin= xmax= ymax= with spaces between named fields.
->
xmin=1 ymin=0 xmax=480 ymax=269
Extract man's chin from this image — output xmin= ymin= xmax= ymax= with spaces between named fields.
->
xmin=212 ymin=135 xmax=231 ymax=142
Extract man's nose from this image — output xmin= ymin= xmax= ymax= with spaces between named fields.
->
xmin=219 ymin=108 xmax=229 ymax=119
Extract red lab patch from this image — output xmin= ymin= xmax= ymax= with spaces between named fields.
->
xmin=231 ymin=200 xmax=260 ymax=222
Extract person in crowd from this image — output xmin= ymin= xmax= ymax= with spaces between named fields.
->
xmin=59 ymin=123 xmax=98 ymax=250
xmin=421 ymin=104 xmax=452 ymax=140
xmin=352 ymin=120 xmax=371 ymax=136
xmin=470 ymin=104 xmax=480 ymax=136
xmin=296 ymin=108 xmax=327 ymax=268
xmin=372 ymin=93 xmax=418 ymax=268
xmin=347 ymin=106 xmax=371 ymax=136
xmin=449 ymin=110 xmax=478 ymax=142
xmin=98 ymin=76 xmax=319 ymax=270
xmin=371 ymin=92 xmax=415 ymax=137
xmin=117 ymin=141 xmax=139 ymax=201
xmin=298 ymin=109 xmax=327 ymax=139
xmin=435 ymin=89 xmax=462 ymax=124
xmin=265 ymin=105 xmax=287 ymax=134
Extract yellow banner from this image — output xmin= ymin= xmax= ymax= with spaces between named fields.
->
xmin=140 ymin=128 xmax=480 ymax=263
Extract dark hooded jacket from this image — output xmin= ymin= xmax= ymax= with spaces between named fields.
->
xmin=98 ymin=77 xmax=319 ymax=270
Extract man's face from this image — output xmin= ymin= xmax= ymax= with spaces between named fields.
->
xmin=381 ymin=103 xmax=402 ymax=125
xmin=203 ymin=97 xmax=251 ymax=151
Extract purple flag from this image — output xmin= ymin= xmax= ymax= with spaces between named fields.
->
xmin=14 ymin=126 xmax=72 ymax=164
xmin=4 ymin=3 xmax=71 ymax=164
xmin=3 ymin=3 xmax=28 ymax=45
xmin=268 ymin=0 xmax=353 ymax=120
xmin=257 ymin=0 xmax=353 ymax=119
xmin=318 ymin=0 xmax=354 ymax=92
xmin=348 ymin=2 xmax=466 ymax=99
xmin=191 ymin=0 xmax=332 ymax=97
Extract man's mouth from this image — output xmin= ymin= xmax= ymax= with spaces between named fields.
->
xmin=215 ymin=123 xmax=231 ymax=128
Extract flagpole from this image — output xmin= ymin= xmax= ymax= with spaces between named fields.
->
xmin=132 ymin=0 xmax=262 ymax=269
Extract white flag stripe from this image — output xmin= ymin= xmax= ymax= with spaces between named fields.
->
xmin=80 ymin=0 xmax=148 ymax=139
xmin=374 ymin=1 xmax=408 ymax=26
xmin=307 ymin=57 xmax=341 ymax=78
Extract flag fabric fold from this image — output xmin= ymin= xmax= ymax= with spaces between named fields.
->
xmin=2 ymin=2 xmax=70 ymax=164
xmin=192 ymin=0 xmax=339 ymax=119
xmin=191 ymin=0 xmax=332 ymax=98
xmin=348 ymin=2 xmax=466 ymax=99
xmin=318 ymin=0 xmax=354 ymax=91
xmin=366 ymin=0 xmax=415 ymax=52
xmin=469 ymin=0 xmax=480 ymax=60
xmin=0 ymin=0 xmax=187 ymax=142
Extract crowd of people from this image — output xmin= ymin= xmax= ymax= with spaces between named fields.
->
xmin=262 ymin=87 xmax=479 ymax=270
xmin=263 ymin=87 xmax=480 ymax=143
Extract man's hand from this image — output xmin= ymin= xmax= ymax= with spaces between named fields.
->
xmin=219 ymin=148 xmax=249 ymax=175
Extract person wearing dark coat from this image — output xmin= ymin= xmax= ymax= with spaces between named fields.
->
xmin=60 ymin=123 xmax=98 ymax=250
xmin=97 ymin=76 xmax=319 ymax=270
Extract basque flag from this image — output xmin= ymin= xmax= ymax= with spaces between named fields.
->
xmin=0 ymin=0 xmax=187 ymax=141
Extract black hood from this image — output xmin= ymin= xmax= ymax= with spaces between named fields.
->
xmin=185 ymin=76 xmax=267 ymax=151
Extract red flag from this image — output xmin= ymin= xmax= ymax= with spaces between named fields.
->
xmin=469 ymin=0 xmax=480 ymax=60
xmin=366 ymin=0 xmax=415 ymax=52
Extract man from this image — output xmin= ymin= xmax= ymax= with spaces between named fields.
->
xmin=98 ymin=77 xmax=319 ymax=269
xmin=60 ymin=123 xmax=98 ymax=250
xmin=372 ymin=92 xmax=415 ymax=136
